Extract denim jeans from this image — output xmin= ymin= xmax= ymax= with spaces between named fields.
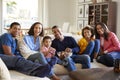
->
xmin=83 ymin=39 xmax=100 ymax=61
xmin=27 ymin=53 xmax=48 ymax=64
xmin=71 ymin=54 xmax=91 ymax=68
xmin=27 ymin=53 xmax=57 ymax=78
xmin=0 ymin=54 xmax=51 ymax=77
xmin=57 ymin=57 xmax=76 ymax=71
xmin=97 ymin=51 xmax=120 ymax=67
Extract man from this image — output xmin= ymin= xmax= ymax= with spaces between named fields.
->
xmin=51 ymin=25 xmax=91 ymax=69
xmin=0 ymin=22 xmax=57 ymax=78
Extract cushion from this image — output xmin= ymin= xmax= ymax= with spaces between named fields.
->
xmin=69 ymin=68 xmax=120 ymax=80
xmin=0 ymin=58 xmax=11 ymax=80
xmin=17 ymin=39 xmax=38 ymax=59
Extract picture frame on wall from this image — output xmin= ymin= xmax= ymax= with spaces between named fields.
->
xmin=85 ymin=4 xmax=89 ymax=17
xmin=78 ymin=5 xmax=84 ymax=18
xmin=77 ymin=20 xmax=84 ymax=30
xmin=78 ymin=0 xmax=84 ymax=3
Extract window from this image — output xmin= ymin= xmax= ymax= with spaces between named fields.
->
xmin=3 ymin=0 xmax=38 ymax=28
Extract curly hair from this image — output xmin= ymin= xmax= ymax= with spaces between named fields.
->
xmin=82 ymin=26 xmax=94 ymax=38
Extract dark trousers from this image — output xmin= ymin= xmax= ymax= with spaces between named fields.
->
xmin=97 ymin=51 xmax=120 ymax=67
xmin=0 ymin=54 xmax=51 ymax=77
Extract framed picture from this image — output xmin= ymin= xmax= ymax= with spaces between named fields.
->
xmin=78 ymin=5 xmax=84 ymax=18
xmin=78 ymin=0 xmax=84 ymax=3
xmin=84 ymin=4 xmax=89 ymax=17
xmin=84 ymin=20 xmax=88 ymax=26
xmin=77 ymin=20 xmax=84 ymax=30
xmin=84 ymin=0 xmax=91 ymax=2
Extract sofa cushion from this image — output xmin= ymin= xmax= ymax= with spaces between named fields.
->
xmin=0 ymin=58 xmax=11 ymax=80
xmin=17 ymin=39 xmax=38 ymax=59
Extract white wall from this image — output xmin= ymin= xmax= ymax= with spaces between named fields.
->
xmin=47 ymin=0 xmax=77 ymax=32
xmin=47 ymin=0 xmax=120 ymax=39
xmin=113 ymin=0 xmax=120 ymax=39
xmin=0 ymin=0 xmax=3 ymax=34
xmin=0 ymin=1 xmax=2 ymax=34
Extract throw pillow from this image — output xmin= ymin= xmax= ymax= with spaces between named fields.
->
xmin=0 ymin=58 xmax=11 ymax=80
xmin=17 ymin=39 xmax=38 ymax=59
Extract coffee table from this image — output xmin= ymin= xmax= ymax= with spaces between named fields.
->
xmin=69 ymin=68 xmax=120 ymax=80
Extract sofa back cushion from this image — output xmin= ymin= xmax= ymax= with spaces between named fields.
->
xmin=0 ymin=58 xmax=11 ymax=80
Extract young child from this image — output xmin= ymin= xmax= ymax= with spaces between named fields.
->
xmin=78 ymin=26 xmax=100 ymax=62
xmin=40 ymin=36 xmax=56 ymax=61
xmin=40 ymin=36 xmax=61 ymax=80
xmin=41 ymin=36 xmax=71 ymax=66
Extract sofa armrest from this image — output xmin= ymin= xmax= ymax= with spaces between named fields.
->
xmin=0 ymin=58 xmax=11 ymax=80
xmin=9 ymin=70 xmax=50 ymax=80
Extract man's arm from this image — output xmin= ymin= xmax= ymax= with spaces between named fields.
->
xmin=69 ymin=37 xmax=80 ymax=54
xmin=1 ymin=33 xmax=14 ymax=56
xmin=2 ymin=45 xmax=14 ymax=56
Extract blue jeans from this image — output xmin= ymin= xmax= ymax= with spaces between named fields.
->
xmin=94 ymin=39 xmax=100 ymax=54
xmin=71 ymin=54 xmax=91 ymax=68
xmin=27 ymin=53 xmax=57 ymax=78
xmin=27 ymin=53 xmax=48 ymax=64
xmin=83 ymin=39 xmax=100 ymax=61
xmin=97 ymin=51 xmax=120 ymax=67
xmin=57 ymin=57 xmax=76 ymax=71
xmin=0 ymin=54 xmax=51 ymax=77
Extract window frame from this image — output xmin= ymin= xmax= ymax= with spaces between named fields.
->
xmin=0 ymin=0 xmax=45 ymax=34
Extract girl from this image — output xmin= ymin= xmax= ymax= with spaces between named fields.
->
xmin=40 ymin=36 xmax=56 ymax=61
xmin=78 ymin=26 xmax=100 ymax=62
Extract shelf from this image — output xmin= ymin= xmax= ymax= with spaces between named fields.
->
xmin=88 ymin=2 xmax=116 ymax=33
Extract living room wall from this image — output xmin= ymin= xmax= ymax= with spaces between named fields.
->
xmin=113 ymin=0 xmax=120 ymax=39
xmin=47 ymin=0 xmax=77 ymax=32
xmin=0 ymin=0 xmax=120 ymax=39
xmin=47 ymin=0 xmax=120 ymax=39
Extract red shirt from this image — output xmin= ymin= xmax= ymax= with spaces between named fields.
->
xmin=100 ymin=32 xmax=120 ymax=53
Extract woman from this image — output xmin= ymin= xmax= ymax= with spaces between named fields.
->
xmin=21 ymin=22 xmax=60 ymax=80
xmin=94 ymin=22 xmax=120 ymax=67
xmin=78 ymin=26 xmax=100 ymax=62
xmin=21 ymin=22 xmax=48 ymax=64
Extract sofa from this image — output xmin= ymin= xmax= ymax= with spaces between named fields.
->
xmin=0 ymin=58 xmax=50 ymax=80
xmin=0 ymin=57 xmax=107 ymax=80
xmin=0 ymin=33 xmax=107 ymax=80
xmin=0 ymin=56 xmax=82 ymax=80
